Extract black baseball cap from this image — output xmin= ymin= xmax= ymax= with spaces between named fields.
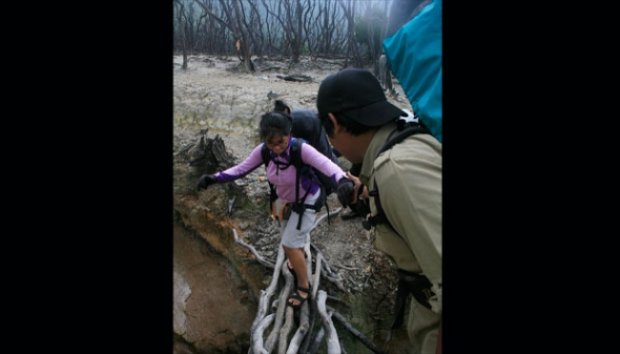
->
xmin=317 ymin=68 xmax=405 ymax=127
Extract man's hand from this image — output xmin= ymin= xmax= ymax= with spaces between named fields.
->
xmin=196 ymin=174 xmax=216 ymax=190
xmin=346 ymin=171 xmax=368 ymax=202
xmin=336 ymin=177 xmax=355 ymax=207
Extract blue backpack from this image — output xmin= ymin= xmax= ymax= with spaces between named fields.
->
xmin=383 ymin=0 xmax=442 ymax=142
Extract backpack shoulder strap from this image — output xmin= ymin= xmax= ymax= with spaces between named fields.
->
xmin=261 ymin=143 xmax=270 ymax=168
xmin=288 ymin=138 xmax=329 ymax=229
xmin=289 ymin=138 xmax=302 ymax=169
xmin=364 ymin=124 xmax=429 ymax=232
xmin=376 ymin=123 xmax=429 ymax=158
xmin=260 ymin=143 xmax=278 ymax=207
xmin=289 ymin=138 xmax=302 ymax=205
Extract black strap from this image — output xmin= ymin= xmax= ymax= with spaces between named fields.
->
xmin=362 ymin=185 xmax=389 ymax=230
xmin=262 ymin=143 xmax=283 ymax=212
xmin=378 ymin=123 xmax=429 ymax=156
xmin=289 ymin=139 xmax=330 ymax=230
xmin=290 ymin=140 xmax=307 ymax=230
xmin=261 ymin=143 xmax=270 ymax=167
xmin=391 ymin=270 xmax=435 ymax=329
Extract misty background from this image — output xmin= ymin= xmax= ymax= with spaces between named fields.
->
xmin=173 ymin=0 xmax=421 ymax=73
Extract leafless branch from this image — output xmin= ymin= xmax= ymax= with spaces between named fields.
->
xmin=327 ymin=306 xmax=387 ymax=354
xmin=317 ymin=290 xmax=341 ymax=354
xmin=265 ymin=261 xmax=295 ymax=352
xmin=278 ymin=306 xmax=295 ymax=354
xmin=232 ymin=228 xmax=275 ymax=269
xmin=307 ymin=326 xmax=325 ymax=354
xmin=252 ymin=313 xmax=275 ymax=354
xmin=285 ymin=297 xmax=309 ymax=354
xmin=250 ymin=246 xmax=285 ymax=333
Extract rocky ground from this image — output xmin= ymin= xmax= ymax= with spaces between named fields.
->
xmin=173 ymin=54 xmax=414 ymax=354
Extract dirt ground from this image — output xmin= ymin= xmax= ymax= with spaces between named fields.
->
xmin=173 ymin=54 xmax=412 ymax=159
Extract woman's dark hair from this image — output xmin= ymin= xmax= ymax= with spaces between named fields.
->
xmin=273 ymin=100 xmax=291 ymax=114
xmin=319 ymin=112 xmax=374 ymax=137
xmin=259 ymin=111 xmax=292 ymax=140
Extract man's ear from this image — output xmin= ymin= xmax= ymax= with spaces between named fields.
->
xmin=327 ymin=113 xmax=341 ymax=133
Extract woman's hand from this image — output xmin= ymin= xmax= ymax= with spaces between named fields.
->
xmin=196 ymin=174 xmax=216 ymax=190
xmin=336 ymin=177 xmax=355 ymax=207
xmin=271 ymin=198 xmax=290 ymax=223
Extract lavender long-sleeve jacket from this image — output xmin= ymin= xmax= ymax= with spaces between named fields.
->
xmin=213 ymin=138 xmax=345 ymax=203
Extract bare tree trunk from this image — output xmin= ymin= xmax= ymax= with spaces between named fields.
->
xmin=262 ymin=0 xmax=274 ymax=56
xmin=374 ymin=0 xmax=391 ymax=77
xmin=245 ymin=0 xmax=265 ymax=59
xmin=261 ymin=0 xmax=292 ymax=59
xmin=186 ymin=3 xmax=196 ymax=54
xmin=228 ymin=0 xmax=255 ymax=71
xmin=238 ymin=0 xmax=259 ymax=59
xmin=293 ymin=0 xmax=303 ymax=62
xmin=302 ymin=0 xmax=315 ymax=58
xmin=337 ymin=0 xmax=362 ymax=67
xmin=194 ymin=0 xmax=255 ymax=72
xmin=182 ymin=37 xmax=188 ymax=70
xmin=282 ymin=0 xmax=302 ymax=63
xmin=175 ymin=0 xmax=189 ymax=70
xmin=316 ymin=0 xmax=336 ymax=57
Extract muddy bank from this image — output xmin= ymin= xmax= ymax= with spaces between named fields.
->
xmin=174 ymin=222 xmax=255 ymax=353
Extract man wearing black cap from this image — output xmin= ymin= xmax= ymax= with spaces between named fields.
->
xmin=317 ymin=68 xmax=441 ymax=354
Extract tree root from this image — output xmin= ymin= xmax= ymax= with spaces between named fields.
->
xmin=232 ymin=228 xmax=275 ymax=269
xmin=236 ymin=207 xmax=383 ymax=354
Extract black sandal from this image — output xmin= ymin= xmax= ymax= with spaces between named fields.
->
xmin=287 ymin=286 xmax=311 ymax=309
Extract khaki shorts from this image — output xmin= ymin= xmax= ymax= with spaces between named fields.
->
xmin=280 ymin=191 xmax=319 ymax=248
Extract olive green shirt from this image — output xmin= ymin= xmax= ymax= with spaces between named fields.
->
xmin=360 ymin=123 xmax=442 ymax=314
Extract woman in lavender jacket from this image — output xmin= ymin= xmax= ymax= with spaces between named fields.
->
xmin=196 ymin=111 xmax=354 ymax=308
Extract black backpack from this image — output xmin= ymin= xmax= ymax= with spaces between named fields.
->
xmin=290 ymin=109 xmax=339 ymax=194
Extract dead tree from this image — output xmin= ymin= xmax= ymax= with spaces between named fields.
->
xmin=194 ymin=0 xmax=255 ymax=72
xmin=243 ymin=0 xmax=267 ymax=59
xmin=229 ymin=0 xmax=255 ymax=71
xmin=174 ymin=0 xmax=190 ymax=70
xmin=337 ymin=0 xmax=363 ymax=67
xmin=260 ymin=0 xmax=304 ymax=63
xmin=176 ymin=0 xmax=396 ymax=63
xmin=287 ymin=0 xmax=304 ymax=63
xmin=299 ymin=0 xmax=313 ymax=58
xmin=177 ymin=129 xmax=236 ymax=175
xmin=194 ymin=0 xmax=229 ymax=54
xmin=314 ymin=0 xmax=341 ymax=57
xmin=276 ymin=74 xmax=312 ymax=82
